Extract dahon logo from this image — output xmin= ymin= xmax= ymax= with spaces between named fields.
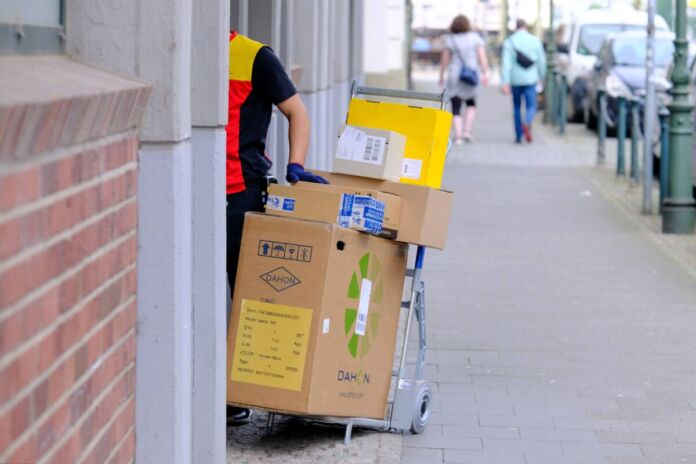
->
xmin=259 ymin=266 xmax=301 ymax=292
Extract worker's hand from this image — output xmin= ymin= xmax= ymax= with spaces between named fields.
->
xmin=286 ymin=163 xmax=329 ymax=184
xmin=501 ymin=84 xmax=511 ymax=95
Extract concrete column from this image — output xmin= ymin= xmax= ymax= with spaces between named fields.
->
xmin=294 ymin=0 xmax=320 ymax=170
xmin=350 ymin=0 xmax=365 ymax=83
xmin=190 ymin=0 xmax=229 ymax=463
xmin=230 ymin=0 xmax=248 ymax=35
xmin=136 ymin=142 xmax=193 ymax=464
xmin=66 ymin=0 xmax=196 ymax=462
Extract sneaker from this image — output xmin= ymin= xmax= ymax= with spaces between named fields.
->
xmin=454 ymin=138 xmax=464 ymax=146
xmin=463 ymin=133 xmax=473 ymax=142
xmin=522 ymin=124 xmax=532 ymax=142
xmin=227 ymin=406 xmax=252 ymax=425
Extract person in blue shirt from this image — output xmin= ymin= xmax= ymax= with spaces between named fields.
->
xmin=501 ymin=19 xmax=547 ymax=143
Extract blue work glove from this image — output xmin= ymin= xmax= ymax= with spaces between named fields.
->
xmin=286 ymin=163 xmax=329 ymax=184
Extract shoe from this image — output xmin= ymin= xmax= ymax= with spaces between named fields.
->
xmin=514 ymin=138 xmax=522 ymax=144
xmin=522 ymin=124 xmax=532 ymax=142
xmin=227 ymin=406 xmax=252 ymax=425
xmin=463 ymin=133 xmax=473 ymax=142
xmin=454 ymin=138 xmax=464 ymax=145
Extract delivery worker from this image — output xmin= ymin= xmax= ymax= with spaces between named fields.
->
xmin=226 ymin=31 xmax=327 ymax=424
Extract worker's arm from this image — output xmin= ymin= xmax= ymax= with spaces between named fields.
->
xmin=277 ymin=94 xmax=310 ymax=166
xmin=276 ymin=94 xmax=327 ymax=184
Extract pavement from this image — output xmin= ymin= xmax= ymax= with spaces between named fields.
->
xmin=227 ymin=84 xmax=696 ymax=464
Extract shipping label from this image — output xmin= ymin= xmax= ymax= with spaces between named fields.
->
xmin=336 ymin=126 xmax=387 ymax=166
xmin=355 ymin=279 xmax=372 ymax=336
xmin=401 ymin=157 xmax=423 ymax=180
xmin=231 ymin=299 xmax=313 ymax=391
xmin=266 ymin=195 xmax=296 ymax=212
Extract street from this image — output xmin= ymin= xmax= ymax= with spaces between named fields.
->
xmin=227 ymin=87 xmax=696 ymax=464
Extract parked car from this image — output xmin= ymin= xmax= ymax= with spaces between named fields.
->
xmin=583 ymin=30 xmax=675 ymax=130
xmin=555 ymin=6 xmax=670 ymax=122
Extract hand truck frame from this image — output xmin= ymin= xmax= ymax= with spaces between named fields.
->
xmin=263 ymin=83 xmax=449 ymax=445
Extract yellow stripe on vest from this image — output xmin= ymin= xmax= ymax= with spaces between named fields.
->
xmin=229 ymin=34 xmax=265 ymax=81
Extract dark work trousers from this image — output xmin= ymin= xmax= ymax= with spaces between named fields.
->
xmin=226 ymin=181 xmax=266 ymax=306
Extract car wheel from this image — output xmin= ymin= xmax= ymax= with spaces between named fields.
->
xmin=567 ymin=93 xmax=582 ymax=123
xmin=583 ymin=101 xmax=597 ymax=130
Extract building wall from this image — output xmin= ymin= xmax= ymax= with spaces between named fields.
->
xmin=0 ymin=57 xmax=149 ymax=464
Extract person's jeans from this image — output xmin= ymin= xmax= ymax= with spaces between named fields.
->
xmin=511 ymin=84 xmax=537 ymax=141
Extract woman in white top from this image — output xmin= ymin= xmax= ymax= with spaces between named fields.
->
xmin=439 ymin=15 xmax=490 ymax=144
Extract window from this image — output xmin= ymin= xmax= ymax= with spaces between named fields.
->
xmin=0 ymin=0 xmax=65 ymax=55
xmin=577 ymin=24 xmax=644 ymax=57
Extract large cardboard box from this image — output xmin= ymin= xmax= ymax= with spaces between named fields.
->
xmin=334 ymin=125 xmax=406 ymax=182
xmin=227 ymin=213 xmax=408 ymax=419
xmin=346 ymin=98 xmax=452 ymax=188
xmin=265 ymin=182 xmax=402 ymax=239
xmin=316 ymin=171 xmax=453 ymax=250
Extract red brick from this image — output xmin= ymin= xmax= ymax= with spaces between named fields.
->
xmin=0 ymin=310 xmax=23 ymax=357
xmin=0 ymin=166 xmax=40 ymax=214
xmin=0 ymin=216 xmax=21 ymax=261
xmin=0 ymin=344 xmax=37 ymax=406
xmin=0 ymin=201 xmax=137 ymax=309
xmin=7 ymin=434 xmax=37 ymax=464
xmin=107 ymin=426 xmax=134 ymax=464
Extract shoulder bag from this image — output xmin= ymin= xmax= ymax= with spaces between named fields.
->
xmin=511 ymin=38 xmax=535 ymax=69
xmin=451 ymin=37 xmax=479 ymax=86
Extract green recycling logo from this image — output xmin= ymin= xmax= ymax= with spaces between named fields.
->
xmin=344 ymin=252 xmax=384 ymax=358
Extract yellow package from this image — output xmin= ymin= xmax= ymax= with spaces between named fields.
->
xmin=346 ymin=98 xmax=452 ymax=188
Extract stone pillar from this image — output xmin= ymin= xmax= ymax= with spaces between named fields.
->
xmin=66 ymin=0 xmax=196 ymax=462
xmin=191 ymin=0 xmax=229 ymax=462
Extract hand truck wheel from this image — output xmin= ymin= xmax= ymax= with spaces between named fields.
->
xmin=410 ymin=382 xmax=433 ymax=434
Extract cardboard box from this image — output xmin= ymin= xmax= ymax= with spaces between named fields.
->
xmin=265 ymin=182 xmax=402 ymax=239
xmin=315 ymin=171 xmax=453 ymax=250
xmin=227 ymin=213 xmax=408 ymax=419
xmin=346 ymin=98 xmax=452 ymax=188
xmin=334 ymin=125 xmax=406 ymax=182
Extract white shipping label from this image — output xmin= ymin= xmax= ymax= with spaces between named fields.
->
xmin=336 ymin=127 xmax=386 ymax=166
xmin=362 ymin=135 xmax=387 ymax=165
xmin=401 ymin=157 xmax=423 ymax=180
xmin=265 ymin=194 xmax=285 ymax=210
xmin=355 ymin=279 xmax=372 ymax=336
xmin=322 ymin=318 xmax=330 ymax=334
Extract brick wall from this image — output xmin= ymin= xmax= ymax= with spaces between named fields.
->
xmin=0 ymin=57 xmax=150 ymax=464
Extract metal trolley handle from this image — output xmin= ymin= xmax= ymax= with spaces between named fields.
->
xmin=350 ymin=81 xmax=448 ymax=110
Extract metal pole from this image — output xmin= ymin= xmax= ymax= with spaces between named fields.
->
xmin=551 ymin=71 xmax=558 ymax=126
xmin=664 ymin=0 xmax=696 ymax=233
xmin=597 ymin=89 xmax=607 ymax=165
xmin=543 ymin=0 xmax=555 ymax=124
xmin=643 ymin=0 xmax=657 ymax=213
xmin=659 ymin=107 xmax=670 ymax=212
xmin=617 ymin=96 xmax=627 ymax=176
xmin=630 ymin=98 xmax=641 ymax=183
xmin=559 ymin=75 xmax=567 ymax=134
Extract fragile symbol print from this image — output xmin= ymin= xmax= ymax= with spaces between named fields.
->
xmin=344 ymin=252 xmax=384 ymax=358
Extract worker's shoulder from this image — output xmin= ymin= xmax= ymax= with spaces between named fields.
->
xmin=231 ymin=33 xmax=266 ymax=54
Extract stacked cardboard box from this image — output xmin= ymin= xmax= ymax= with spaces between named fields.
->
xmin=227 ymin=110 xmax=455 ymax=419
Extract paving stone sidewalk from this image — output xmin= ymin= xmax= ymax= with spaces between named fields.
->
xmin=227 ymin=83 xmax=696 ymax=464
xmin=401 ymin=86 xmax=696 ymax=464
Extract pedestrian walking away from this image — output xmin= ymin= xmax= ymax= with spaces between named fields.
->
xmin=501 ymin=19 xmax=547 ymax=143
xmin=439 ymin=14 xmax=490 ymax=144
xmin=225 ymin=31 xmax=327 ymax=425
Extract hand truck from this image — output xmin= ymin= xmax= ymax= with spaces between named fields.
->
xmin=263 ymin=83 xmax=450 ymax=445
